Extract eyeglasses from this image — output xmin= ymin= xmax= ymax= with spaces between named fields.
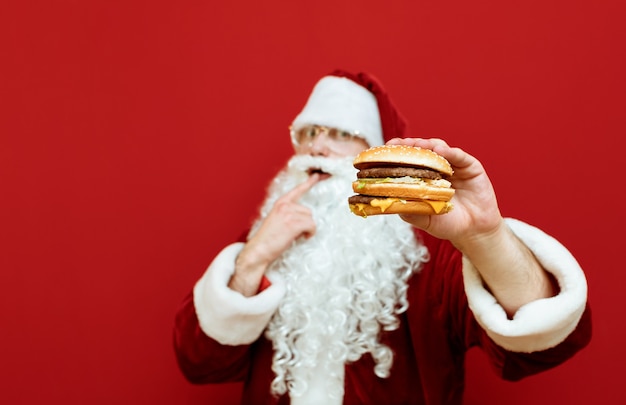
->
xmin=290 ymin=125 xmax=365 ymax=146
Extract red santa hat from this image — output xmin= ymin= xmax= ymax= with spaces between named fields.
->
xmin=291 ymin=69 xmax=407 ymax=146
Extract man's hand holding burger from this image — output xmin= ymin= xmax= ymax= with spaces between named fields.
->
xmin=228 ymin=173 xmax=321 ymax=297
xmin=386 ymin=137 xmax=555 ymax=316
xmin=384 ymin=137 xmax=501 ymax=242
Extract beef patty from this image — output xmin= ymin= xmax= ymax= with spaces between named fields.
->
xmin=356 ymin=167 xmax=442 ymax=180
xmin=348 ymin=195 xmax=380 ymax=204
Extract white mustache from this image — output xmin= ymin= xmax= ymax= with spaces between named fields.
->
xmin=287 ymin=155 xmax=357 ymax=178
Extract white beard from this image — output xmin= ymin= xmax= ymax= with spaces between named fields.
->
xmin=248 ymin=154 xmax=429 ymax=401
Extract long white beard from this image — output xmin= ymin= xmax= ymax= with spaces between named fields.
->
xmin=248 ymin=155 xmax=429 ymax=401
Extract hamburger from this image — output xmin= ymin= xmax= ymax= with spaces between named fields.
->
xmin=348 ymin=144 xmax=455 ymax=217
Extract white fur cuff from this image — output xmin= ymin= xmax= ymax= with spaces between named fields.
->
xmin=463 ymin=218 xmax=588 ymax=353
xmin=193 ymin=243 xmax=286 ymax=345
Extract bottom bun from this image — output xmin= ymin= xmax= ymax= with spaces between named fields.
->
xmin=349 ymin=198 xmax=453 ymax=217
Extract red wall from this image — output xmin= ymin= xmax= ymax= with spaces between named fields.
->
xmin=2 ymin=1 xmax=624 ymax=403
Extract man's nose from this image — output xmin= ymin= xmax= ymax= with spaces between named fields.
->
xmin=308 ymin=133 xmax=331 ymax=156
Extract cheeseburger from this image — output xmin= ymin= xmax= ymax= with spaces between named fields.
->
xmin=348 ymin=144 xmax=455 ymax=217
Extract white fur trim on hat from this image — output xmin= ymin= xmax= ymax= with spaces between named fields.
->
xmin=193 ymin=242 xmax=286 ymax=345
xmin=292 ymin=76 xmax=384 ymax=147
xmin=463 ymin=218 xmax=588 ymax=353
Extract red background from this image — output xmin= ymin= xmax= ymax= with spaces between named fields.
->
xmin=1 ymin=1 xmax=624 ymax=403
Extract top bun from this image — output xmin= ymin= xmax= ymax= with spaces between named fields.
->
xmin=353 ymin=144 xmax=453 ymax=176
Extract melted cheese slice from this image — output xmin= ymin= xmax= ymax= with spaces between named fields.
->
xmin=370 ymin=198 xmax=398 ymax=212
xmin=350 ymin=198 xmax=450 ymax=216
xmin=427 ymin=200 xmax=448 ymax=214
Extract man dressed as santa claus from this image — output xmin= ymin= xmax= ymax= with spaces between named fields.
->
xmin=173 ymin=70 xmax=591 ymax=404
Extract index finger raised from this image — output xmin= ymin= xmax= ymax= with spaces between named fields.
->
xmin=281 ymin=173 xmax=321 ymax=203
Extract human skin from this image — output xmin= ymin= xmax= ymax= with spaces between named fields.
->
xmin=229 ymin=133 xmax=554 ymax=316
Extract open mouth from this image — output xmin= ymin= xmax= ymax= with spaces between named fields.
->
xmin=307 ymin=167 xmax=332 ymax=180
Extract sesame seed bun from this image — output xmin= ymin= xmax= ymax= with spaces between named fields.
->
xmin=353 ymin=144 xmax=453 ymax=176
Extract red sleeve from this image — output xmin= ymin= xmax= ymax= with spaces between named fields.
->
xmin=172 ymin=291 xmax=252 ymax=384
xmin=173 ymin=229 xmax=275 ymax=384
xmin=415 ymin=230 xmax=592 ymax=382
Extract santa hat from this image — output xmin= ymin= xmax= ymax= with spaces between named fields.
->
xmin=291 ymin=70 xmax=407 ymax=146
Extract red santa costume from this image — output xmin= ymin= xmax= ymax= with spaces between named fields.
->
xmin=173 ymin=71 xmax=591 ymax=404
